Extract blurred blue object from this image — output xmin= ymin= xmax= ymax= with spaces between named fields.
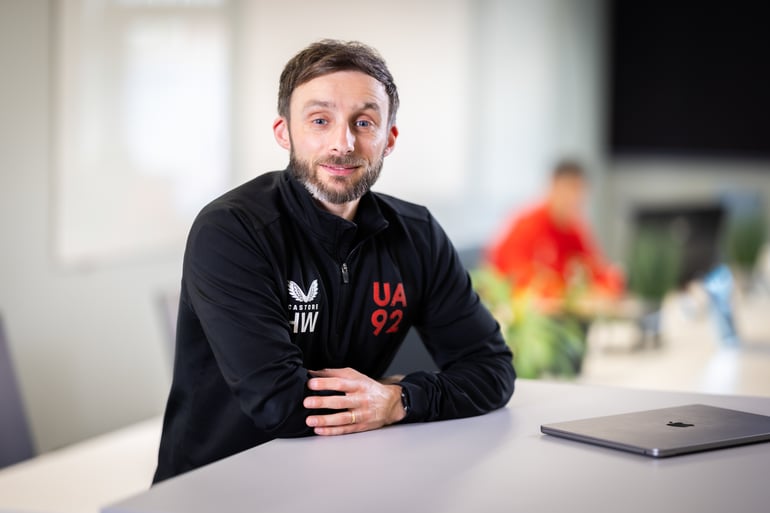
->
xmin=702 ymin=264 xmax=740 ymax=346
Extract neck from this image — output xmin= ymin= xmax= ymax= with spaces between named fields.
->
xmin=316 ymin=198 xmax=360 ymax=222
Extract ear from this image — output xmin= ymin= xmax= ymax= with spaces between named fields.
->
xmin=273 ymin=117 xmax=291 ymax=151
xmin=383 ymin=124 xmax=399 ymax=157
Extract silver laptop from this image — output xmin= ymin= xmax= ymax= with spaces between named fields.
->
xmin=541 ymin=404 xmax=770 ymax=457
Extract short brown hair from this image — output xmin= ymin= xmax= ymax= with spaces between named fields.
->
xmin=277 ymin=39 xmax=400 ymax=127
xmin=552 ymin=160 xmax=586 ymax=181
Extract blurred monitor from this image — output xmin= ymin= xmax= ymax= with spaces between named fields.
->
xmin=608 ymin=2 xmax=770 ymax=159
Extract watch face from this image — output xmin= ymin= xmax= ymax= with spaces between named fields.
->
xmin=401 ymin=389 xmax=410 ymax=414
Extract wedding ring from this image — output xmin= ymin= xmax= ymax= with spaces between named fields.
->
xmin=350 ymin=411 xmax=356 ymax=424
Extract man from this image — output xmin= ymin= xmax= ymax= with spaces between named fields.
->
xmin=153 ymin=39 xmax=516 ymax=483
xmin=485 ymin=160 xmax=624 ymax=314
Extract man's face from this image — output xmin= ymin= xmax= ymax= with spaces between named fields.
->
xmin=273 ymin=70 xmax=398 ymax=205
xmin=551 ymin=175 xmax=587 ymax=221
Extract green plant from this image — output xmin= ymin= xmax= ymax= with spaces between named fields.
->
xmin=725 ymin=214 xmax=767 ymax=271
xmin=626 ymin=227 xmax=683 ymax=303
xmin=471 ymin=267 xmax=587 ymax=379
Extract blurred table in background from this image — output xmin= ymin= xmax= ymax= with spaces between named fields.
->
xmin=0 ymin=416 xmax=161 ymax=513
xmin=579 ymin=287 xmax=770 ymax=397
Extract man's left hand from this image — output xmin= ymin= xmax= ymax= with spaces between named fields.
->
xmin=303 ymin=367 xmax=406 ymax=436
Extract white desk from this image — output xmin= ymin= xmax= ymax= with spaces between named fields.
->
xmin=0 ymin=416 xmax=161 ymax=513
xmin=102 ymin=380 xmax=770 ymax=513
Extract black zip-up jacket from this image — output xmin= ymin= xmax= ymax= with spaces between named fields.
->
xmin=153 ymin=170 xmax=516 ymax=483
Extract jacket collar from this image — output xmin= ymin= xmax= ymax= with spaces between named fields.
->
xmin=279 ymin=169 xmax=389 ymax=260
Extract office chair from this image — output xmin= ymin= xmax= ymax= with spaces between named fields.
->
xmin=0 ymin=314 xmax=35 ymax=468
xmin=155 ymin=289 xmax=180 ymax=371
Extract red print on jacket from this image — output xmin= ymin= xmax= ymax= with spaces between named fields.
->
xmin=371 ymin=282 xmax=406 ymax=335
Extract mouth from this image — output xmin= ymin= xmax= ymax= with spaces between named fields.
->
xmin=319 ymin=162 xmax=362 ymax=176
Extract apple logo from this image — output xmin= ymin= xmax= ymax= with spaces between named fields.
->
xmin=667 ymin=421 xmax=695 ymax=428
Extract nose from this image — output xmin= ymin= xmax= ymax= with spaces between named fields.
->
xmin=330 ymin=123 xmax=355 ymax=155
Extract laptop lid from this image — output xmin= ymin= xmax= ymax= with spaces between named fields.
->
xmin=541 ymin=404 xmax=770 ymax=457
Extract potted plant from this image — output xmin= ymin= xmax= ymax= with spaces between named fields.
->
xmin=471 ymin=267 xmax=587 ymax=379
xmin=724 ymin=212 xmax=767 ymax=289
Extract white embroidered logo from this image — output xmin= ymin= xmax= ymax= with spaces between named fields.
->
xmin=287 ymin=279 xmax=320 ymax=334
xmin=288 ymin=280 xmax=318 ymax=302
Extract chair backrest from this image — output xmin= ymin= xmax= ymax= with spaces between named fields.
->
xmin=0 ymin=314 xmax=35 ymax=468
xmin=156 ymin=289 xmax=180 ymax=370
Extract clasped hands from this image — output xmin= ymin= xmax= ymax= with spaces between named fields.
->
xmin=303 ymin=367 xmax=407 ymax=436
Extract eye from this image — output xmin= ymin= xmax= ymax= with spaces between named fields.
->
xmin=311 ymin=118 xmax=328 ymax=126
xmin=355 ymin=120 xmax=373 ymax=128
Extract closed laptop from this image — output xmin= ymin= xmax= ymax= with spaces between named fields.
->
xmin=541 ymin=404 xmax=770 ymax=457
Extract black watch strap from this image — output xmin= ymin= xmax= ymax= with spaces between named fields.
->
xmin=400 ymin=387 xmax=411 ymax=417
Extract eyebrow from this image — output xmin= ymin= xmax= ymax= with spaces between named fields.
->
xmin=301 ymin=100 xmax=382 ymax=114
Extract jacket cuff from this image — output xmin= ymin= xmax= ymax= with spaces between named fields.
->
xmin=395 ymin=377 xmax=428 ymax=424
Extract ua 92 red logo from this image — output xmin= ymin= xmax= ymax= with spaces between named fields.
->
xmin=371 ymin=282 xmax=407 ymax=335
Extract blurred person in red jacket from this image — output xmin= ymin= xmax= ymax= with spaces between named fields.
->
xmin=485 ymin=160 xmax=625 ymax=315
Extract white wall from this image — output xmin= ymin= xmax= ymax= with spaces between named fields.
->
xmin=234 ymin=0 xmax=607 ymax=248
xmin=233 ymin=0 xmax=476 ymax=224
xmin=466 ymin=0 xmax=607 ymax=248
xmin=0 ymin=0 xmax=608 ymax=452
xmin=0 ymin=1 xmax=175 ymax=452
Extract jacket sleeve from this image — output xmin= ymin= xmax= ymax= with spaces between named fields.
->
xmin=182 ymin=206 xmax=316 ymax=438
xmin=399 ymin=214 xmax=516 ymax=422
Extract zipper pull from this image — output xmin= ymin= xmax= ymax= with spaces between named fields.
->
xmin=341 ymin=263 xmax=349 ymax=284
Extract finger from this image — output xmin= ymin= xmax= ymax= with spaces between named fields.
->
xmin=307 ymin=376 xmax=356 ymax=393
xmin=314 ymin=424 xmax=358 ymax=436
xmin=313 ymin=410 xmax=362 ymax=436
xmin=303 ymin=394 xmax=355 ymax=410
xmin=306 ymin=409 xmax=358 ymax=428
xmin=310 ymin=367 xmax=359 ymax=378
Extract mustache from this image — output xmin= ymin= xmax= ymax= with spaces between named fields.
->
xmin=317 ymin=155 xmax=367 ymax=167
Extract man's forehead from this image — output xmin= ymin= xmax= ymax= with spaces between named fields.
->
xmin=291 ymin=71 xmax=388 ymax=111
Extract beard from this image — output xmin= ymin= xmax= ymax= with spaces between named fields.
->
xmin=289 ymin=150 xmax=385 ymax=205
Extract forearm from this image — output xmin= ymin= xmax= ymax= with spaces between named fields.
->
xmin=398 ymin=348 xmax=516 ymax=423
xmin=410 ymin=214 xmax=516 ymax=423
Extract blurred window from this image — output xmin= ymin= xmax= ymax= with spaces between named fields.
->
xmin=54 ymin=0 xmax=231 ymax=266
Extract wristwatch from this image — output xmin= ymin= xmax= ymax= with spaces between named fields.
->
xmin=400 ymin=387 xmax=411 ymax=417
